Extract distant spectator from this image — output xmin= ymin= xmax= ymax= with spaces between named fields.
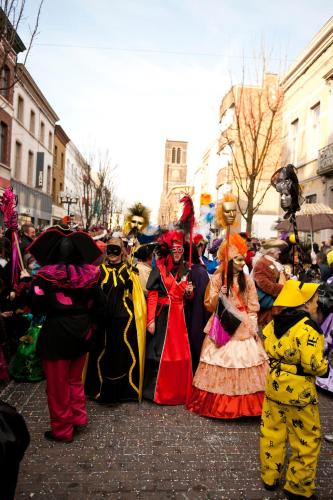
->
xmin=19 ymin=224 xmax=36 ymax=255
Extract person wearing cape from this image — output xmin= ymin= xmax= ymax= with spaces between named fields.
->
xmin=186 ymin=234 xmax=269 ymax=419
xmin=84 ymin=237 xmax=146 ymax=403
xmin=28 ymin=226 xmax=104 ymax=443
xmin=143 ymin=230 xmax=193 ymax=405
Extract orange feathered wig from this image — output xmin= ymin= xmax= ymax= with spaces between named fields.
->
xmin=217 ymin=233 xmax=248 ymax=270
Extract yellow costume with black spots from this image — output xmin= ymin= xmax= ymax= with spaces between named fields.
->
xmin=84 ymin=262 xmax=146 ymax=403
xmin=260 ymin=309 xmax=328 ymax=498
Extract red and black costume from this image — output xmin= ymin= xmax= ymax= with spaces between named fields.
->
xmin=143 ymin=231 xmax=193 ymax=405
xmin=28 ymin=227 xmax=103 ymax=442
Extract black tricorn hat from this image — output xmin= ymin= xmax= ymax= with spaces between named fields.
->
xmin=134 ymin=242 xmax=156 ymax=261
xmin=27 ymin=228 xmax=102 ymax=266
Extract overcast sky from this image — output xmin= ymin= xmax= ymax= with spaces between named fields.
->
xmin=20 ymin=0 xmax=333 ymax=221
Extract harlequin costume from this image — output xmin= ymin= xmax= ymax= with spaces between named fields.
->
xmin=260 ymin=280 xmax=329 ymax=499
xmin=187 ymin=234 xmax=269 ymax=419
xmin=28 ymin=227 xmax=103 ymax=442
xmin=143 ymin=230 xmax=193 ymax=405
xmin=84 ymin=237 xmax=146 ymax=403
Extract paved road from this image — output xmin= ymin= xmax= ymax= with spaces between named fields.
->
xmin=1 ymin=380 xmax=333 ymax=499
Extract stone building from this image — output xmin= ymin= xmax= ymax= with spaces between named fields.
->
xmin=0 ymin=10 xmax=25 ymax=192
xmin=52 ymin=124 xmax=70 ymax=224
xmin=281 ymin=16 xmax=333 ymax=241
xmin=158 ymin=140 xmax=188 ymax=226
xmin=11 ymin=64 xmax=59 ymax=227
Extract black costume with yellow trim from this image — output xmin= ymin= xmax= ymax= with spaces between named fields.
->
xmin=84 ymin=262 xmax=146 ymax=403
xmin=260 ymin=309 xmax=328 ymax=498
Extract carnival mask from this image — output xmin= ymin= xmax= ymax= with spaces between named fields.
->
xmin=222 ymin=201 xmax=237 ymax=226
xmin=130 ymin=216 xmax=145 ymax=231
xmin=107 ymin=245 xmax=122 ymax=256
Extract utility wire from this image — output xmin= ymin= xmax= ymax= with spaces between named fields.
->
xmin=35 ymin=42 xmax=293 ymax=62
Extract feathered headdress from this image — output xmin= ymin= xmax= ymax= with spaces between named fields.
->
xmin=0 ymin=187 xmax=24 ymax=284
xmin=217 ymin=234 xmax=247 ymax=271
xmin=179 ymin=194 xmax=195 ymax=267
xmin=215 ymin=193 xmax=237 ymax=228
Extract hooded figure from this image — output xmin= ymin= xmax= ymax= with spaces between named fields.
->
xmin=29 ymin=227 xmax=104 ymax=443
xmin=260 ymin=280 xmax=329 ymax=499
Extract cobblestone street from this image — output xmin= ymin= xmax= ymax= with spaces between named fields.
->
xmin=1 ymin=380 xmax=333 ymax=500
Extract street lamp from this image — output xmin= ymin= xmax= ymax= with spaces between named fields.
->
xmin=59 ymin=194 xmax=79 ymax=216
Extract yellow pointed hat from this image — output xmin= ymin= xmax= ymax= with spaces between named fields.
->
xmin=273 ymin=280 xmax=320 ymax=307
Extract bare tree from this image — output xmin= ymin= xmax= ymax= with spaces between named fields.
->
xmin=76 ymin=151 xmax=118 ymax=230
xmin=0 ymin=1 xmax=44 ymax=93
xmin=219 ymin=60 xmax=283 ymax=234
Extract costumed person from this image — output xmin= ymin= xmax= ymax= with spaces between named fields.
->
xmin=187 ymin=234 xmax=269 ymax=418
xmin=85 ymin=237 xmax=146 ymax=404
xmin=193 ymin=233 xmax=207 ymax=267
xmin=260 ymin=280 xmax=329 ymax=499
xmin=316 ymin=282 xmax=333 ymax=395
xmin=252 ymin=238 xmax=288 ymax=328
xmin=28 ymin=227 xmax=103 ymax=443
xmin=9 ymin=256 xmax=45 ymax=383
xmin=143 ymin=230 xmax=194 ymax=405
xmin=134 ymin=242 xmax=156 ymax=297
xmin=204 ymin=237 xmax=222 ymax=275
xmin=184 ymin=242 xmax=210 ymax=373
xmin=0 ymin=399 xmax=30 ymax=499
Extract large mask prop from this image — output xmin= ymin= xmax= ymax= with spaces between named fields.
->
xmin=271 ymin=164 xmax=303 ymax=219
xmin=124 ymin=202 xmax=150 ymax=238
xmin=216 ymin=193 xmax=237 ymax=228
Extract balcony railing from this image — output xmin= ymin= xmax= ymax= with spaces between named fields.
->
xmin=318 ymin=142 xmax=333 ymax=176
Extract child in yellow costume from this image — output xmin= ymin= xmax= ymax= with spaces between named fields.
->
xmin=260 ymin=280 xmax=329 ymax=500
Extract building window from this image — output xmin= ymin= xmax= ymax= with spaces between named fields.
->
xmin=30 ymin=110 xmax=36 ymax=134
xmin=52 ymin=177 xmax=56 ymax=200
xmin=40 ymin=121 xmax=45 ymax=144
xmin=311 ymin=103 xmax=320 ymax=157
xmin=172 ymin=147 xmax=176 ymax=163
xmin=0 ymin=65 xmax=10 ymax=99
xmin=17 ymin=96 xmax=24 ymax=122
xmin=290 ymin=119 xmax=299 ymax=166
xmin=48 ymin=131 xmax=53 ymax=151
xmin=305 ymin=193 xmax=317 ymax=204
xmin=176 ymin=148 xmax=181 ymax=164
xmin=27 ymin=151 xmax=34 ymax=186
xmin=54 ymin=144 xmax=58 ymax=165
xmin=0 ymin=121 xmax=8 ymax=164
xmin=14 ymin=141 xmax=22 ymax=180
xmin=61 ymin=152 xmax=64 ymax=170
xmin=47 ymin=165 xmax=51 ymax=194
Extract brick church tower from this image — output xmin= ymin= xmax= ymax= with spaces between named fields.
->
xmin=158 ymin=140 xmax=188 ymax=225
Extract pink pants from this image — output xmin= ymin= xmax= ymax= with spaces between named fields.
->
xmin=43 ymin=355 xmax=87 ymax=440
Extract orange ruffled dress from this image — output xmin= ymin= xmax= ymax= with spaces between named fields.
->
xmin=187 ymin=273 xmax=269 ymax=419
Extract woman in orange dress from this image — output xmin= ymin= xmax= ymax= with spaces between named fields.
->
xmin=187 ymin=234 xmax=269 ymax=419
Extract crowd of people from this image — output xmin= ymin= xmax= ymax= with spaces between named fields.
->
xmin=1 ymin=217 xmax=333 ymax=499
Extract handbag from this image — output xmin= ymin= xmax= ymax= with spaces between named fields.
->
xmin=217 ymin=295 xmax=245 ymax=334
xmin=208 ymin=312 xmax=231 ymax=347
xmin=256 ymin=286 xmax=275 ymax=310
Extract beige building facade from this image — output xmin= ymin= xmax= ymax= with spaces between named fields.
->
xmin=217 ymin=74 xmax=281 ymax=237
xmin=281 ymin=17 xmax=333 ymax=241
